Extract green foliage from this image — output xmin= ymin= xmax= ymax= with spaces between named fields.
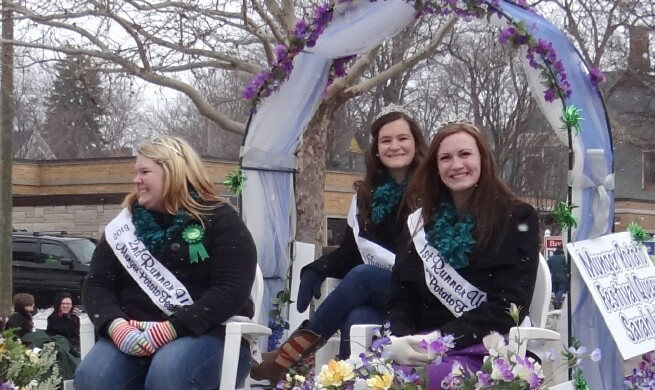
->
xmin=552 ymin=202 xmax=578 ymax=232
xmin=561 ymin=105 xmax=583 ymax=135
xmin=0 ymin=329 xmax=61 ymax=389
xmin=628 ymin=221 xmax=653 ymax=246
xmin=223 ymin=167 xmax=247 ymax=195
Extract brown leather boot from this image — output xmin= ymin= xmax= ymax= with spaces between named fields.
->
xmin=250 ymin=325 xmax=326 ymax=382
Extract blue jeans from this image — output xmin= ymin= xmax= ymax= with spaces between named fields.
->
xmin=553 ymin=281 xmax=567 ymax=306
xmin=74 ymin=336 xmax=251 ymax=390
xmin=307 ymin=264 xmax=391 ymax=358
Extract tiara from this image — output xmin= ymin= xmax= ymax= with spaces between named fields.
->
xmin=374 ymin=103 xmax=413 ymax=121
xmin=149 ymin=140 xmax=184 ymax=157
xmin=436 ymin=118 xmax=480 ymax=132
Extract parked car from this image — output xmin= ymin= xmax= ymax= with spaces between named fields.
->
xmin=11 ymin=230 xmax=97 ymax=308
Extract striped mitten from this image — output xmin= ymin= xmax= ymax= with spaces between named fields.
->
xmin=108 ymin=318 xmax=155 ymax=357
xmin=140 ymin=321 xmax=178 ymax=349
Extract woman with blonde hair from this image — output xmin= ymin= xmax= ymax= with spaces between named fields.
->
xmin=75 ymin=136 xmax=257 ymax=390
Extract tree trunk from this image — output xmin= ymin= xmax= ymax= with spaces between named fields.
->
xmin=0 ymin=0 xmax=14 ymax=322
xmin=295 ymin=102 xmax=339 ymax=256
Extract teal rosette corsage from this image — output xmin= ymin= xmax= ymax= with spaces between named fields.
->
xmin=182 ymin=224 xmax=210 ymax=264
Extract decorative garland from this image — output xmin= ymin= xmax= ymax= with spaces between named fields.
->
xmin=371 ymin=179 xmax=407 ymax=224
xmin=243 ymin=0 xmax=607 ymax=110
xmin=426 ymin=202 xmax=476 ymax=270
xmin=132 ymin=205 xmax=188 ymax=256
xmin=628 ymin=221 xmax=653 ymax=246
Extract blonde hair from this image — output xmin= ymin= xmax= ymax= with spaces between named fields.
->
xmin=123 ymin=136 xmax=225 ymax=224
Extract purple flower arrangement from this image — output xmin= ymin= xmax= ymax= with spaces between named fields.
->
xmin=624 ymin=351 xmax=655 ymax=389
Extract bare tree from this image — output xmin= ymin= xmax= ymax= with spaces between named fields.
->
xmin=4 ymin=0 xmax=458 ymax=249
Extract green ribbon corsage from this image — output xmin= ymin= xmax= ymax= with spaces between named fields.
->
xmin=182 ymin=224 xmax=210 ymax=264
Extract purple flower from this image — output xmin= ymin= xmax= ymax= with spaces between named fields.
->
xmin=476 ymin=371 xmax=492 ymax=385
xmin=491 ymin=358 xmax=515 ymax=381
xmin=498 ymin=27 xmax=516 ymax=44
xmin=371 ymin=335 xmax=391 ymax=352
xmin=544 ymin=89 xmax=556 ymax=102
xmin=553 ymin=60 xmax=565 ymax=74
xmin=293 ymin=20 xmax=308 ymax=40
xmin=0 ymin=382 xmax=13 ymax=390
xmin=274 ymin=44 xmax=288 ymax=63
xmin=589 ymin=67 xmax=606 ymax=89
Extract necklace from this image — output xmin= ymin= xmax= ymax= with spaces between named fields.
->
xmin=426 ymin=202 xmax=476 ymax=269
xmin=371 ymin=179 xmax=407 ymax=224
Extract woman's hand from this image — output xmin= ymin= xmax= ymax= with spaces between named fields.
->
xmin=108 ymin=318 xmax=156 ymax=357
xmin=384 ymin=335 xmax=430 ymax=366
xmin=129 ymin=320 xmax=177 ymax=349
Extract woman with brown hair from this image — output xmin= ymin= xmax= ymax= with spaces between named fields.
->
xmin=251 ymin=104 xmax=427 ymax=381
xmin=385 ymin=121 xmax=540 ymax=388
xmin=5 ymin=293 xmax=35 ymax=338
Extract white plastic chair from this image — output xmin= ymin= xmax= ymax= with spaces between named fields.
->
xmin=219 ymin=265 xmax=272 ymax=390
xmin=507 ymin=254 xmax=561 ymax=357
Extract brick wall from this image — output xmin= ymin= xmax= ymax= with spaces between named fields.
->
xmin=12 ymin=204 xmax=123 ymax=239
xmin=11 ymin=159 xmax=362 ymax=239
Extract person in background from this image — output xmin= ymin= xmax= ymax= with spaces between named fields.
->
xmin=74 ymin=136 xmax=257 ymax=390
xmin=547 ymin=245 xmax=567 ymax=310
xmin=46 ymin=292 xmax=81 ymax=351
xmin=5 ymin=293 xmax=35 ymax=339
xmin=251 ymin=104 xmax=427 ymax=382
xmin=385 ymin=120 xmax=540 ymax=388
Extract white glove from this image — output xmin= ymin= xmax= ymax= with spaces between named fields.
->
xmin=383 ymin=335 xmax=430 ymax=366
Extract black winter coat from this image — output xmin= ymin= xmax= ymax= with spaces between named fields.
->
xmin=5 ymin=311 xmax=33 ymax=338
xmin=388 ymin=203 xmax=540 ymax=349
xmin=82 ymin=203 xmax=257 ymax=339
xmin=304 ymin=193 xmax=406 ymax=279
xmin=46 ymin=312 xmax=80 ymax=348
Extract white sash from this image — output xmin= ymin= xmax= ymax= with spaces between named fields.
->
xmin=346 ymin=194 xmax=396 ymax=270
xmin=105 ymin=209 xmax=194 ymax=316
xmin=407 ymin=208 xmax=487 ymax=317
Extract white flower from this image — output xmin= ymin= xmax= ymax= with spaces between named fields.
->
xmin=482 ymin=332 xmax=508 ymax=358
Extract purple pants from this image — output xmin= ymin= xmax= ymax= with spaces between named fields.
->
xmin=400 ymin=343 xmax=486 ymax=390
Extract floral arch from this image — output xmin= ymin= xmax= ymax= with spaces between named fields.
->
xmin=237 ymin=0 xmax=616 ymax=388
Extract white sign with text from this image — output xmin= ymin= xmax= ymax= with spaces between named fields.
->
xmin=568 ymin=231 xmax=655 ymax=360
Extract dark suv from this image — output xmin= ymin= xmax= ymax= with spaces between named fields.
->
xmin=12 ymin=231 xmax=97 ymax=307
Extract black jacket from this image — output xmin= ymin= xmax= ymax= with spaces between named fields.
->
xmin=47 ymin=312 xmax=81 ymax=348
xmin=304 ymin=194 xmax=406 ymax=279
xmin=387 ymin=203 xmax=540 ymax=349
xmin=547 ymin=249 xmax=567 ymax=285
xmin=82 ymin=203 xmax=257 ymax=339
xmin=5 ymin=311 xmax=33 ymax=338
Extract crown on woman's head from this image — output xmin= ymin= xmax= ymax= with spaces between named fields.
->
xmin=374 ymin=103 xmax=413 ymax=121
xmin=437 ymin=118 xmax=480 ymax=132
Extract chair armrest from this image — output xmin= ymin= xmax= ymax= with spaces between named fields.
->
xmin=225 ymin=322 xmax=272 ymax=336
xmin=508 ymin=326 xmax=561 ymax=357
xmin=349 ymin=324 xmax=381 ymax=359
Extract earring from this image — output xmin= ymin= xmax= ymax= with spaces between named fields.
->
xmin=375 ymin=153 xmax=379 ymax=157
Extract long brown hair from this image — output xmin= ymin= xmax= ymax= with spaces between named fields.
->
xmin=355 ymin=111 xmax=427 ymax=230
xmin=406 ymin=122 xmax=519 ymax=252
xmin=124 ymin=136 xmax=224 ymax=225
